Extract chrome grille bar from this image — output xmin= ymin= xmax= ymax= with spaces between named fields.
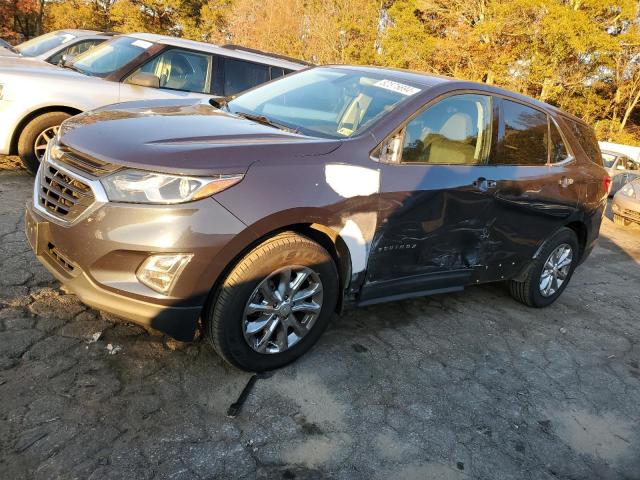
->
xmin=38 ymin=160 xmax=95 ymax=221
xmin=58 ymin=148 xmax=120 ymax=176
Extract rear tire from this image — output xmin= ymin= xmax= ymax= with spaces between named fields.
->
xmin=17 ymin=112 xmax=71 ymax=175
xmin=204 ymin=232 xmax=339 ymax=371
xmin=508 ymin=227 xmax=579 ymax=308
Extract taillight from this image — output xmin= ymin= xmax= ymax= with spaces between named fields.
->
xmin=603 ymin=175 xmax=612 ymax=194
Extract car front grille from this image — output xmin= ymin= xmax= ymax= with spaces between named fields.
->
xmin=38 ymin=160 xmax=95 ymax=221
xmin=58 ymin=147 xmax=120 ymax=176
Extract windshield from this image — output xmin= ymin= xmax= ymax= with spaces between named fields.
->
xmin=227 ymin=68 xmax=423 ymax=139
xmin=72 ymin=36 xmax=154 ymax=77
xmin=16 ymin=31 xmax=75 ymax=57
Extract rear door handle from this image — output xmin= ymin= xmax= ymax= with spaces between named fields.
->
xmin=473 ymin=177 xmax=497 ymax=191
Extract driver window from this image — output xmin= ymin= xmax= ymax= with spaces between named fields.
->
xmin=401 ymin=94 xmax=493 ymax=165
xmin=133 ymin=49 xmax=212 ymax=93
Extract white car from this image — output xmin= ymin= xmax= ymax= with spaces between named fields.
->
xmin=0 ymin=29 xmax=112 ymax=65
xmin=598 ymin=141 xmax=640 ymax=196
xmin=0 ymin=33 xmax=308 ymax=172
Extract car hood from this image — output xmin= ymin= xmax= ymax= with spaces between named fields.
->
xmin=0 ymin=56 xmax=81 ymax=74
xmin=0 ymin=48 xmax=20 ymax=57
xmin=58 ymin=98 xmax=343 ymax=176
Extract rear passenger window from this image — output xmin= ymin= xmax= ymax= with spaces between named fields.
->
xmin=222 ymin=58 xmax=269 ymax=96
xmin=568 ymin=120 xmax=602 ymax=165
xmin=400 ymin=94 xmax=493 ymax=165
xmin=549 ymin=120 xmax=569 ymax=163
xmin=270 ymin=67 xmax=286 ymax=80
xmin=496 ymin=100 xmax=548 ymax=165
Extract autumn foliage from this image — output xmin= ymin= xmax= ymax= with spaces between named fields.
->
xmin=1 ymin=0 xmax=639 ymax=144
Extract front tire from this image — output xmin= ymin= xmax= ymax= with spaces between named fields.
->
xmin=508 ymin=227 xmax=579 ymax=308
xmin=204 ymin=232 xmax=339 ymax=371
xmin=17 ymin=112 xmax=71 ymax=175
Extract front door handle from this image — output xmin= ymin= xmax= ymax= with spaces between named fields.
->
xmin=473 ymin=177 xmax=497 ymax=191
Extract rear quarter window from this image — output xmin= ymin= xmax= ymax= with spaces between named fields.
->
xmin=221 ymin=58 xmax=270 ymax=96
xmin=495 ymin=99 xmax=548 ymax=166
xmin=567 ymin=120 xmax=602 ymax=166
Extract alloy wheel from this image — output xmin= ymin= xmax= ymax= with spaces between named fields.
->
xmin=34 ymin=125 xmax=59 ymax=162
xmin=539 ymin=243 xmax=573 ymax=297
xmin=243 ymin=265 xmax=323 ymax=354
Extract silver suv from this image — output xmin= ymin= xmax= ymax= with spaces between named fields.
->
xmin=0 ymin=29 xmax=112 ymax=64
xmin=0 ymin=33 xmax=308 ymax=172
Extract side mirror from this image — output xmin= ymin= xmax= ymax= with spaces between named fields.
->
xmin=371 ymin=132 xmax=404 ymax=163
xmin=126 ymin=72 xmax=160 ymax=89
xmin=209 ymin=96 xmax=230 ymax=109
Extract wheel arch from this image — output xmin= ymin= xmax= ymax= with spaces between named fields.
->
xmin=531 ymin=221 xmax=587 ymax=260
xmin=564 ymin=220 xmax=588 ymax=260
xmin=9 ymin=105 xmax=83 ymax=155
xmin=202 ymin=221 xmax=354 ymax=320
xmin=513 ymin=220 xmax=588 ymax=282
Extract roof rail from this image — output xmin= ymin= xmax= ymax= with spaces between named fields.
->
xmin=221 ymin=44 xmax=314 ymax=66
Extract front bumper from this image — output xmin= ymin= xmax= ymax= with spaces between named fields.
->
xmin=26 ymin=193 xmax=247 ymax=340
xmin=0 ymin=99 xmax=18 ymax=155
xmin=612 ymin=193 xmax=640 ymax=224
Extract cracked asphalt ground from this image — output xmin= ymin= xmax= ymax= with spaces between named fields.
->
xmin=1 ymin=163 xmax=639 ymax=480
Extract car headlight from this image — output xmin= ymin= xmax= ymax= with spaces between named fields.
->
xmin=100 ymin=169 xmax=243 ymax=204
xmin=620 ymin=183 xmax=636 ymax=198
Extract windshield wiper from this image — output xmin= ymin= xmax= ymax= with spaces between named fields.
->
xmin=234 ymin=111 xmax=300 ymax=134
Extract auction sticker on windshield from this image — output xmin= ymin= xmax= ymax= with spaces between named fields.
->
xmin=132 ymin=40 xmax=153 ymax=49
xmin=373 ymin=79 xmax=421 ymax=96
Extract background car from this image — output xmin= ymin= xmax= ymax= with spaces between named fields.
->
xmin=0 ymin=38 xmax=15 ymax=52
xmin=0 ymin=33 xmax=309 ymax=173
xmin=601 ymin=149 xmax=640 ymax=196
xmin=612 ymin=178 xmax=640 ymax=227
xmin=0 ymin=29 xmax=113 ymax=65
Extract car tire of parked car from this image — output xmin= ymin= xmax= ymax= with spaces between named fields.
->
xmin=508 ymin=227 xmax=579 ymax=308
xmin=204 ymin=232 xmax=339 ymax=371
xmin=17 ymin=112 xmax=71 ymax=175
xmin=613 ymin=214 xmax=630 ymax=226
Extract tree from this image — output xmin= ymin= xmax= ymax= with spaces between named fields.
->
xmin=205 ymin=0 xmax=381 ymax=64
xmin=6 ymin=0 xmax=640 ymax=144
xmin=1 ymin=0 xmax=40 ymax=41
xmin=45 ymin=0 xmax=100 ymax=30
xmin=198 ymin=0 xmax=233 ymax=43
xmin=109 ymin=0 xmax=204 ymax=36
